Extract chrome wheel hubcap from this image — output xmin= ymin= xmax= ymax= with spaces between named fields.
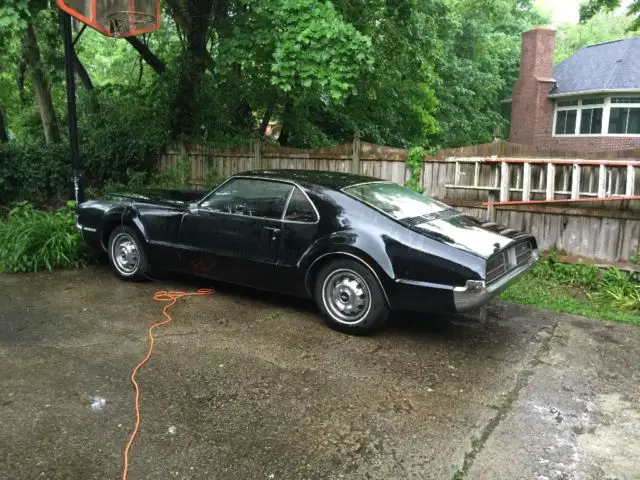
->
xmin=112 ymin=234 xmax=139 ymax=275
xmin=322 ymin=269 xmax=371 ymax=324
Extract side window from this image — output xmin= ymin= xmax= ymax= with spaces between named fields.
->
xmin=284 ymin=187 xmax=318 ymax=223
xmin=200 ymin=178 xmax=293 ymax=219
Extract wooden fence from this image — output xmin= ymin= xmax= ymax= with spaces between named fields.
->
xmin=159 ymin=139 xmax=640 ymax=264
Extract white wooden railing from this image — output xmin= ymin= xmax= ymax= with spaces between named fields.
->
xmin=445 ymin=156 xmax=640 ymax=206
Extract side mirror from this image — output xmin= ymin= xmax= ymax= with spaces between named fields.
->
xmin=188 ymin=202 xmax=200 ymax=213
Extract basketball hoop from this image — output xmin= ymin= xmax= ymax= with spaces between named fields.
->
xmin=107 ymin=11 xmax=156 ymax=37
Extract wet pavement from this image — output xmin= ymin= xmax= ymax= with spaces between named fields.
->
xmin=1 ymin=267 xmax=639 ymax=480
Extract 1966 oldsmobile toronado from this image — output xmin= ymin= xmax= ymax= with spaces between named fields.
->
xmin=77 ymin=170 xmax=538 ymax=334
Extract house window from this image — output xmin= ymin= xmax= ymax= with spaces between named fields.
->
xmin=553 ymin=96 xmax=640 ymax=136
xmin=555 ymin=110 xmax=577 ymax=135
xmin=579 ymin=98 xmax=604 ymax=134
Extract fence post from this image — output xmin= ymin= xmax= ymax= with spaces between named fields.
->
xmin=487 ymin=192 xmax=497 ymax=222
xmin=351 ymin=132 xmax=361 ymax=174
xmin=254 ymin=140 xmax=263 ymax=170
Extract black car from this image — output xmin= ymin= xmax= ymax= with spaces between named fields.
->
xmin=77 ymin=170 xmax=538 ymax=334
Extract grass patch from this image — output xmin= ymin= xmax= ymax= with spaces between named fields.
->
xmin=0 ymin=201 xmax=90 ymax=273
xmin=500 ymin=254 xmax=640 ymax=325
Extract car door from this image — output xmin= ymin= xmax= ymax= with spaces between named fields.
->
xmin=179 ymin=178 xmax=294 ymax=289
xmin=276 ymin=186 xmax=321 ymax=296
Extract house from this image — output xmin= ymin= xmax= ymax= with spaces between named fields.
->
xmin=509 ymin=27 xmax=640 ymax=152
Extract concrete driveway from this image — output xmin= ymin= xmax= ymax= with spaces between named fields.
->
xmin=1 ymin=267 xmax=639 ymax=480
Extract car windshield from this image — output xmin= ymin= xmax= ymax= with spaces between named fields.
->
xmin=344 ymin=182 xmax=449 ymax=220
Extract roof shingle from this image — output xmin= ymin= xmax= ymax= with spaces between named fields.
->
xmin=551 ymin=37 xmax=640 ymax=96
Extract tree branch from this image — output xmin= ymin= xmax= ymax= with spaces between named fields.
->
xmin=73 ymin=52 xmax=94 ymax=90
xmin=125 ymin=36 xmax=166 ymax=74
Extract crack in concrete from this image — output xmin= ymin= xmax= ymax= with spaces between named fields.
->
xmin=454 ymin=320 xmax=559 ymax=478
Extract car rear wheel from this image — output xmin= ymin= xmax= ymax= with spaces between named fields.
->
xmin=314 ymin=259 xmax=389 ymax=335
xmin=108 ymin=226 xmax=148 ymax=281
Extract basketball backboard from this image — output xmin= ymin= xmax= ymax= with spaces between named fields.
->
xmin=57 ymin=0 xmax=161 ymax=37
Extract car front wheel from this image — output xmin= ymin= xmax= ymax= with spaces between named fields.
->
xmin=108 ymin=226 xmax=148 ymax=281
xmin=314 ymin=259 xmax=389 ymax=335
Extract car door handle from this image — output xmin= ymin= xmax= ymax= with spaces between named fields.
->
xmin=264 ymin=226 xmax=280 ymax=241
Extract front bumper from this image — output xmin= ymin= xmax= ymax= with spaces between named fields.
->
xmin=453 ymin=250 xmax=539 ymax=312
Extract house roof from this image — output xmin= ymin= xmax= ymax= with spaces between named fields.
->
xmin=551 ymin=37 xmax=640 ymax=97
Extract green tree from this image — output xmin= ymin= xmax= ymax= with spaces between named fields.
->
xmin=0 ymin=0 xmax=62 ymax=143
xmin=556 ymin=13 xmax=633 ymax=62
xmin=580 ymin=0 xmax=640 ymax=31
xmin=434 ymin=0 xmax=548 ymax=147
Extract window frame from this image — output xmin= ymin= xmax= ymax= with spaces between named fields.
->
xmin=608 ymin=104 xmax=640 ymax=135
xmin=552 ymin=95 xmax=640 ymax=138
xmin=282 ymin=186 xmax=320 ymax=224
xmin=197 ymin=176 xmax=320 ymax=224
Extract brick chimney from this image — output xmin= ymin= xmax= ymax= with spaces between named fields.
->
xmin=509 ymin=27 xmax=557 ymax=146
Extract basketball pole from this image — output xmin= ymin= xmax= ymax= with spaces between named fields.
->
xmin=61 ymin=11 xmax=84 ymax=204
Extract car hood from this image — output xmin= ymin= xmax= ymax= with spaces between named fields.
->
xmin=105 ymin=188 xmax=205 ymax=207
xmin=400 ymin=210 xmax=531 ymax=259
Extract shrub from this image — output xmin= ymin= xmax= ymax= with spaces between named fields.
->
xmin=528 ymin=254 xmax=639 ymax=313
xmin=596 ymin=268 xmax=640 ymax=312
xmin=0 ymin=142 xmax=70 ymax=205
xmin=0 ymin=201 xmax=90 ymax=273
xmin=405 ymin=146 xmax=425 ymax=194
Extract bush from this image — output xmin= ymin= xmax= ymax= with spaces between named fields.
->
xmin=529 ymin=254 xmax=639 ymax=312
xmin=597 ymin=268 xmax=640 ymax=312
xmin=0 ymin=201 xmax=89 ymax=273
xmin=79 ymin=85 xmax=168 ymax=188
xmin=0 ymin=142 xmax=70 ymax=205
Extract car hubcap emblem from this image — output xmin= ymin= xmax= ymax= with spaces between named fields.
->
xmin=112 ymin=234 xmax=139 ymax=274
xmin=323 ymin=269 xmax=371 ymax=325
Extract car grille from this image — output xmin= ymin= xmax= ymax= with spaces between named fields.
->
xmin=486 ymin=239 xmax=534 ymax=284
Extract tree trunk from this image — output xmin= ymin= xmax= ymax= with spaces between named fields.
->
xmin=168 ymin=3 xmax=215 ymax=72
xmin=169 ymin=0 xmax=216 ymax=137
xmin=278 ymin=99 xmax=294 ymax=146
xmin=23 ymin=22 xmax=60 ymax=143
xmin=125 ymin=37 xmax=166 ymax=74
xmin=258 ymin=100 xmax=276 ymax=136
xmin=0 ymin=106 xmax=8 ymax=143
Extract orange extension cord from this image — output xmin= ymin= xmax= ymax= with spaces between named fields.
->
xmin=121 ymin=288 xmax=214 ymax=480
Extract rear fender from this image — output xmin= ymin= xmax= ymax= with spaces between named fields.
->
xmin=300 ymin=233 xmax=395 ymax=307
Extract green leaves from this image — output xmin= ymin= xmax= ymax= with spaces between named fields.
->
xmin=0 ymin=0 xmax=30 ymax=32
xmin=405 ymin=146 xmax=426 ymax=194
xmin=221 ymin=0 xmax=372 ymax=103
xmin=0 ymin=202 xmax=90 ymax=273
xmin=580 ymin=0 xmax=640 ymax=32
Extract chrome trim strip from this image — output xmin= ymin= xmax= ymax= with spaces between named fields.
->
xmin=280 ymin=187 xmax=295 ymax=221
xmin=341 ymin=180 xmax=391 ymax=191
xmin=394 ymin=278 xmax=454 ymax=290
xmin=196 ymin=175 xmax=320 ymax=225
xmin=83 ymin=227 xmax=97 ymax=233
xmin=304 ymin=251 xmax=391 ymax=307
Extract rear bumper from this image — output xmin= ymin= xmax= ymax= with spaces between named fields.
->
xmin=453 ymin=250 xmax=539 ymax=312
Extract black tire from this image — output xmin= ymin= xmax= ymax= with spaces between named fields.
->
xmin=314 ymin=259 xmax=389 ymax=335
xmin=107 ymin=226 xmax=148 ymax=281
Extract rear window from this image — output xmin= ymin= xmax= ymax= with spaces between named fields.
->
xmin=344 ymin=182 xmax=449 ymax=220
xmin=284 ymin=187 xmax=318 ymax=223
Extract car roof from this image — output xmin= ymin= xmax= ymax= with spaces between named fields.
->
xmin=236 ymin=169 xmax=384 ymax=190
